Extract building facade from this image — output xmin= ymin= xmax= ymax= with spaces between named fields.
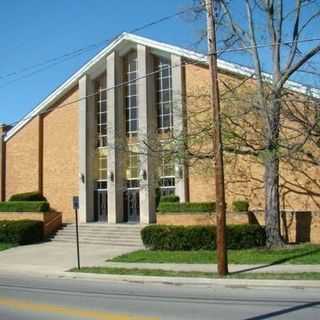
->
xmin=0 ymin=33 xmax=319 ymax=224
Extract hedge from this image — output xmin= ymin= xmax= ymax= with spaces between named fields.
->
xmin=160 ymin=195 xmax=180 ymax=203
xmin=141 ymin=224 xmax=266 ymax=250
xmin=158 ymin=202 xmax=216 ymax=213
xmin=0 ymin=201 xmax=50 ymax=212
xmin=0 ymin=220 xmax=43 ymax=244
xmin=232 ymin=200 xmax=249 ymax=212
xmin=9 ymin=191 xmax=47 ymax=202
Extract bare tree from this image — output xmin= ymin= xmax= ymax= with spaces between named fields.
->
xmin=187 ymin=0 xmax=320 ymax=247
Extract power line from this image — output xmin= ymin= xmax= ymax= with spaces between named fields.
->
xmin=4 ymin=36 xmax=320 ymax=132
xmin=1 ymin=33 xmax=319 ymax=90
xmin=216 ymin=37 xmax=320 ymax=55
xmin=5 ymin=58 xmax=204 ymax=130
xmin=0 ymin=6 xmax=198 ymax=85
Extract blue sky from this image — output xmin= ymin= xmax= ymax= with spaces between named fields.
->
xmin=0 ymin=0 xmax=201 ymax=124
xmin=0 ymin=0 xmax=319 ymax=125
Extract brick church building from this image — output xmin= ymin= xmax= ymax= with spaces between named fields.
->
xmin=0 ymin=33 xmax=319 ymax=224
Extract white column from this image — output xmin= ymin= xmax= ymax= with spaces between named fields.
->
xmin=107 ymin=52 xmax=125 ymax=223
xmin=137 ymin=45 xmax=156 ymax=224
xmin=171 ymin=54 xmax=188 ymax=202
xmin=79 ymin=75 xmax=95 ymax=222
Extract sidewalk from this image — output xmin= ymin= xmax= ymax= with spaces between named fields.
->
xmin=103 ymin=262 xmax=320 ymax=273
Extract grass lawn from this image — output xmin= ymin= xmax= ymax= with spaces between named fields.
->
xmin=110 ymin=244 xmax=320 ymax=265
xmin=0 ymin=243 xmax=15 ymax=251
xmin=71 ymin=267 xmax=320 ymax=280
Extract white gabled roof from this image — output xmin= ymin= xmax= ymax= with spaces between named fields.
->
xmin=4 ymin=32 xmax=320 ymax=141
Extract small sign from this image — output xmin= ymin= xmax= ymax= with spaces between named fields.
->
xmin=73 ymin=196 xmax=79 ymax=210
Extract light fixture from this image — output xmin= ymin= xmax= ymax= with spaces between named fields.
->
xmin=139 ymin=168 xmax=147 ymax=180
xmin=79 ymin=173 xmax=85 ymax=184
xmin=175 ymin=165 xmax=183 ymax=179
xmin=107 ymin=171 xmax=114 ymax=182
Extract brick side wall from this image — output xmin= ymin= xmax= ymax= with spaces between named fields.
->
xmin=0 ymin=211 xmax=62 ymax=237
xmin=42 ymin=86 xmax=79 ymax=223
xmin=184 ymin=63 xmax=320 ymax=211
xmin=5 ymin=117 xmax=40 ymax=199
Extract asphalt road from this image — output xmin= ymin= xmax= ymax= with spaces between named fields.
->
xmin=0 ymin=272 xmax=318 ymax=320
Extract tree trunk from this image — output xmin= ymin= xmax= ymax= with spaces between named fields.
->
xmin=264 ymin=149 xmax=285 ymax=248
xmin=264 ymin=94 xmax=285 ymax=248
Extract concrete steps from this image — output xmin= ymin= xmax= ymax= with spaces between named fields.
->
xmin=50 ymin=223 xmax=145 ymax=247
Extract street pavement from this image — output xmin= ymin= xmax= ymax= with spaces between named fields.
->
xmin=0 ymin=271 xmax=319 ymax=319
xmin=0 ymin=242 xmax=319 ymax=318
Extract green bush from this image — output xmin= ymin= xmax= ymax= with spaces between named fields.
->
xmin=226 ymin=225 xmax=266 ymax=249
xmin=0 ymin=220 xmax=43 ymax=244
xmin=141 ymin=225 xmax=215 ymax=250
xmin=232 ymin=200 xmax=249 ymax=212
xmin=9 ymin=191 xmax=47 ymax=202
xmin=158 ymin=202 xmax=216 ymax=213
xmin=141 ymin=224 xmax=265 ymax=250
xmin=0 ymin=201 xmax=50 ymax=212
xmin=160 ymin=195 xmax=180 ymax=203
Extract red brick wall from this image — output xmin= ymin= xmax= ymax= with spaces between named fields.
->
xmin=5 ymin=117 xmax=41 ymax=199
xmin=42 ymin=86 xmax=79 ymax=223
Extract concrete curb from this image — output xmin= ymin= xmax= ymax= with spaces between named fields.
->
xmin=4 ymin=267 xmax=316 ymax=289
xmin=103 ymin=262 xmax=320 ymax=273
xmin=0 ymin=267 xmax=320 ymax=289
xmin=61 ymin=272 xmax=320 ymax=288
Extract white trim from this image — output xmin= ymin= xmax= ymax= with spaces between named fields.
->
xmin=5 ymin=32 xmax=320 ymax=141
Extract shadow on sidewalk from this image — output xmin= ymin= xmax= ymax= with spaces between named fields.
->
xmin=230 ymin=247 xmax=320 ymax=274
xmin=242 ymin=301 xmax=320 ymax=319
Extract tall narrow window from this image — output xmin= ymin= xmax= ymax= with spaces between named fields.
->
xmin=95 ymin=75 xmax=107 ymax=147
xmin=95 ymin=74 xmax=107 ymax=190
xmin=126 ymin=144 xmax=140 ymax=189
xmin=159 ymin=146 xmax=175 ymax=196
xmin=96 ymin=148 xmax=107 ymax=190
xmin=155 ymin=57 xmax=173 ymax=132
xmin=125 ymin=52 xmax=138 ymax=135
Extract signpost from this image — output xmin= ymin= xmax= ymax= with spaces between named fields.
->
xmin=73 ymin=196 xmax=80 ymax=270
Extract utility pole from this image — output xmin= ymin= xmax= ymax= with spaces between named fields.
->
xmin=205 ymin=0 xmax=228 ymax=276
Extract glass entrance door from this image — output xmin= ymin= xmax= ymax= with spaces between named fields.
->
xmin=94 ymin=190 xmax=108 ymax=222
xmin=124 ymin=189 xmax=140 ymax=223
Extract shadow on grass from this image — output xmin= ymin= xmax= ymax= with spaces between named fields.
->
xmin=242 ymin=301 xmax=320 ymax=319
xmin=230 ymin=247 xmax=320 ymax=275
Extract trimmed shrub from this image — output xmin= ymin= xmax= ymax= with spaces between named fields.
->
xmin=0 ymin=220 xmax=43 ymax=244
xmin=158 ymin=202 xmax=216 ymax=213
xmin=159 ymin=195 xmax=180 ymax=203
xmin=9 ymin=191 xmax=47 ymax=202
xmin=141 ymin=224 xmax=265 ymax=250
xmin=232 ymin=200 xmax=249 ymax=212
xmin=226 ymin=225 xmax=266 ymax=249
xmin=141 ymin=225 xmax=216 ymax=250
xmin=0 ymin=201 xmax=50 ymax=212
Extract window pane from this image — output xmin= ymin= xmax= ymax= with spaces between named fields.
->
xmin=162 ymin=115 xmax=170 ymax=128
xmin=130 ymin=120 xmax=138 ymax=132
xmin=130 ymin=108 xmax=138 ymax=119
xmin=162 ymin=90 xmax=171 ymax=102
xmin=100 ymin=112 xmax=107 ymax=124
xmin=155 ymin=57 xmax=173 ymax=131
xmin=163 ymin=78 xmax=170 ymax=90
xmin=161 ymin=66 xmax=170 ymax=78
xmin=162 ymin=102 xmax=171 ymax=114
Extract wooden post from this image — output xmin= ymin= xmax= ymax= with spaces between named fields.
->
xmin=205 ymin=0 xmax=228 ymax=276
